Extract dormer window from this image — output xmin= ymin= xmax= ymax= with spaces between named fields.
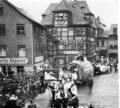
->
xmin=85 ymin=13 xmax=93 ymax=24
xmin=54 ymin=12 xmax=68 ymax=27
xmin=0 ymin=4 xmax=3 ymax=15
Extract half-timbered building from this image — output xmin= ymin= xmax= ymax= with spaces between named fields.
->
xmin=41 ymin=0 xmax=102 ymax=68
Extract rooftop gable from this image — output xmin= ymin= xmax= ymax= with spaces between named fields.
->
xmin=71 ymin=0 xmax=92 ymax=14
xmin=41 ymin=0 xmax=88 ymax=25
xmin=53 ymin=0 xmax=71 ymax=12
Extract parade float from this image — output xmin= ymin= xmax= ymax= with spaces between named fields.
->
xmin=66 ymin=58 xmax=94 ymax=85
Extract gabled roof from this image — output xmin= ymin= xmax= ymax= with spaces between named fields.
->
xmin=41 ymin=0 xmax=88 ymax=26
xmin=109 ymin=24 xmax=118 ymax=35
xmin=3 ymin=0 xmax=44 ymax=28
xmin=42 ymin=3 xmax=57 ymax=16
xmin=70 ymin=0 xmax=92 ymax=15
xmin=53 ymin=0 xmax=71 ymax=12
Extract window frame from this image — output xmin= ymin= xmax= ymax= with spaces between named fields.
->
xmin=54 ymin=12 xmax=68 ymax=27
xmin=0 ymin=24 xmax=6 ymax=36
xmin=66 ymin=41 xmax=75 ymax=51
xmin=17 ymin=45 xmax=26 ymax=57
xmin=17 ymin=24 xmax=25 ymax=35
xmin=0 ymin=4 xmax=3 ymax=16
xmin=0 ymin=45 xmax=7 ymax=57
xmin=77 ymin=41 xmax=83 ymax=50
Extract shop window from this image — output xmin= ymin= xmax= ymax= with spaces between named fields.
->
xmin=17 ymin=24 xmax=25 ymax=35
xmin=17 ymin=45 xmax=26 ymax=57
xmin=0 ymin=4 xmax=3 ymax=16
xmin=0 ymin=24 xmax=6 ymax=35
xmin=0 ymin=45 xmax=6 ymax=57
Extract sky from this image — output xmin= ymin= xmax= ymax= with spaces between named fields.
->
xmin=8 ymin=0 xmax=118 ymax=30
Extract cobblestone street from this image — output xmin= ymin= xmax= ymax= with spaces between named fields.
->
xmin=24 ymin=72 xmax=118 ymax=108
xmin=77 ymin=72 xmax=118 ymax=108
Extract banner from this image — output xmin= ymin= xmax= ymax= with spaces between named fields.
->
xmin=0 ymin=58 xmax=28 ymax=64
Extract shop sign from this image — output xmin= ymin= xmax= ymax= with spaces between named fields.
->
xmin=0 ymin=58 xmax=28 ymax=64
xmin=35 ymin=56 xmax=44 ymax=63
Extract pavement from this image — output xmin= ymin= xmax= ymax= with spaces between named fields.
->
xmin=24 ymin=71 xmax=119 ymax=108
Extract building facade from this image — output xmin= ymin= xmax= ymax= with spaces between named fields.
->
xmin=41 ymin=0 xmax=102 ymax=68
xmin=96 ymin=31 xmax=109 ymax=57
xmin=108 ymin=24 xmax=118 ymax=59
xmin=0 ymin=0 xmax=46 ymax=74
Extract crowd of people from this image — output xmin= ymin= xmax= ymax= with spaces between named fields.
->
xmin=93 ymin=56 xmax=118 ymax=75
xmin=0 ymin=70 xmax=47 ymax=108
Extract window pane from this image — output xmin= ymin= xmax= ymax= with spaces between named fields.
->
xmin=59 ymin=44 xmax=64 ymax=50
xmin=53 ymin=28 xmax=58 ymax=36
xmin=62 ymin=36 xmax=67 ymax=40
xmin=76 ymin=28 xmax=84 ymax=36
xmin=59 ymin=13 xmax=63 ymax=16
xmin=0 ymin=24 xmax=6 ymax=35
xmin=58 ymin=36 xmax=61 ymax=40
xmin=18 ymin=45 xmax=25 ymax=57
xmin=62 ymin=28 xmax=67 ymax=31
xmin=69 ymin=29 xmax=74 ymax=36
xmin=75 ymin=37 xmax=82 ymax=40
xmin=55 ymin=21 xmax=59 ymax=27
xmin=54 ymin=13 xmax=68 ymax=27
xmin=0 ymin=4 xmax=3 ymax=15
xmin=17 ymin=24 xmax=25 ymax=35
xmin=62 ymin=32 xmax=67 ymax=36
xmin=68 ymin=36 xmax=73 ymax=40
xmin=63 ymin=21 xmax=68 ymax=26
xmin=0 ymin=46 xmax=6 ymax=57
